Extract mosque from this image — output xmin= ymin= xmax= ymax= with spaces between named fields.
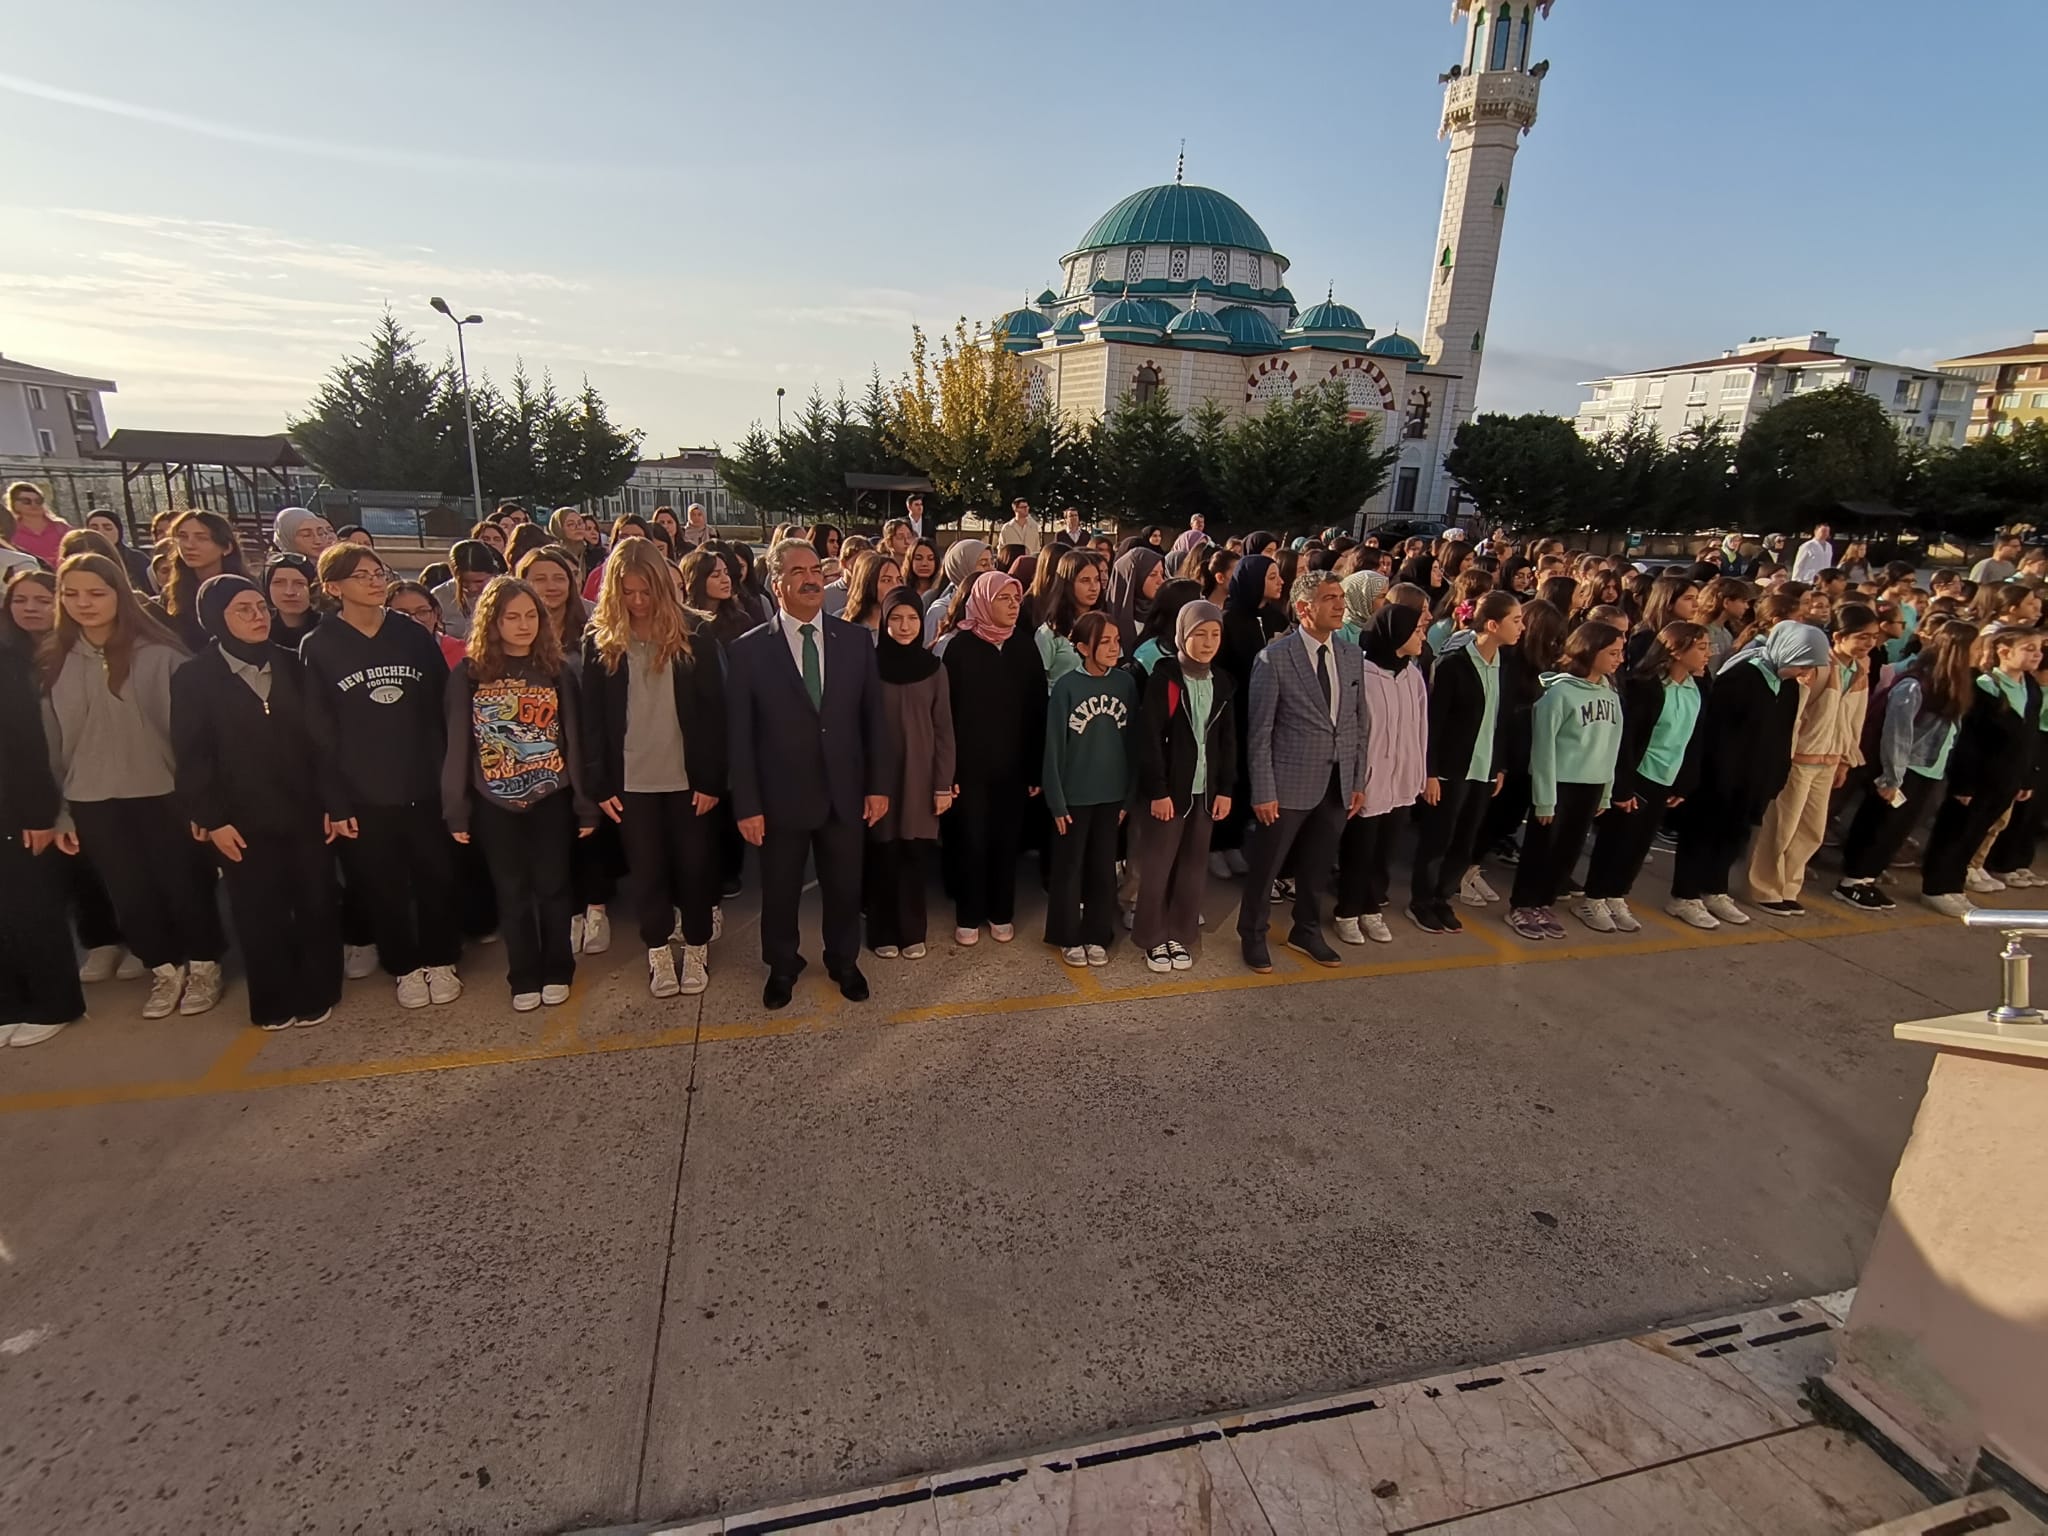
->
xmin=994 ymin=0 xmax=1556 ymax=527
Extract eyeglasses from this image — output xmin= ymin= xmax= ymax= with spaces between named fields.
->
xmin=339 ymin=567 xmax=388 ymax=583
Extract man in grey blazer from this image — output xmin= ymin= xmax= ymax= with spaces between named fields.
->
xmin=1237 ymin=569 xmax=1370 ymax=973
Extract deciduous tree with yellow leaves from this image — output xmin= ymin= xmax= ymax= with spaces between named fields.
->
xmin=891 ymin=320 xmax=1037 ymax=516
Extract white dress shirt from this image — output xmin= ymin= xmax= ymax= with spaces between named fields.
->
xmin=780 ymin=608 xmax=825 ymax=696
xmin=1791 ymin=538 xmax=1834 ymax=584
xmin=997 ymin=516 xmax=1041 ymax=553
xmin=1298 ymin=626 xmax=1341 ymax=726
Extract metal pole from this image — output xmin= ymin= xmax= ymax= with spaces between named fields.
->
xmin=455 ymin=320 xmax=485 ymax=526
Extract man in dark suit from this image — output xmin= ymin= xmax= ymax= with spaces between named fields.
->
xmin=1238 ymin=569 xmax=1370 ymax=974
xmin=727 ymin=539 xmax=892 ymax=1009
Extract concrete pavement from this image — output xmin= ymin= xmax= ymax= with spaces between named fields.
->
xmin=0 ymin=863 xmax=1995 ymax=1532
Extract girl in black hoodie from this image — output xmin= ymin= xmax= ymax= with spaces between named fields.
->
xmin=171 ymin=574 xmax=343 ymax=1030
xmin=1921 ymin=626 xmax=2043 ymax=911
xmin=0 ymin=641 xmax=85 ymax=1046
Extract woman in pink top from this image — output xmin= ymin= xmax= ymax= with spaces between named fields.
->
xmin=1335 ymin=604 xmax=1430 ymax=945
xmin=4 ymin=481 xmax=68 ymax=567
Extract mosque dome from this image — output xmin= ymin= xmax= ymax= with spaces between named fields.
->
xmin=1214 ymin=304 xmax=1283 ymax=350
xmin=1070 ymin=184 xmax=1280 ymax=259
xmin=1035 ymin=288 xmax=1060 ymax=308
xmin=1050 ymin=309 xmax=1089 ymax=343
xmin=1293 ymin=297 xmax=1369 ymax=334
xmin=993 ymin=306 xmax=1051 ymax=351
xmin=1164 ymin=303 xmax=1232 ymax=351
xmin=1368 ymin=329 xmax=1425 ymax=360
xmin=1092 ymin=296 xmax=1166 ymax=337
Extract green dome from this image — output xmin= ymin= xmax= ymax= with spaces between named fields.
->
xmin=994 ymin=306 xmax=1050 ymax=336
xmin=1215 ymin=305 xmax=1283 ymax=350
xmin=1293 ymin=298 xmax=1369 ymax=334
xmin=1036 ymin=288 xmax=1060 ymax=307
xmin=1072 ymin=184 xmax=1279 ymax=258
xmin=1052 ymin=309 xmax=1088 ymax=335
xmin=1094 ymin=296 xmax=1165 ymax=333
xmin=1165 ymin=305 xmax=1227 ymax=336
xmin=1368 ymin=330 xmax=1424 ymax=360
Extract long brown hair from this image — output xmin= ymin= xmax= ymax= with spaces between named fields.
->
xmin=515 ymin=546 xmax=588 ymax=646
xmin=163 ymin=509 xmax=244 ymax=618
xmin=1633 ymin=620 xmax=1709 ymax=681
xmin=844 ymin=549 xmax=901 ymax=627
xmin=1560 ymin=620 xmax=1625 ymax=679
xmin=1732 ymin=587 xmax=1802 ymax=651
xmin=1697 ymin=576 xmax=1751 ymax=631
xmin=42 ymin=551 xmax=186 ymax=695
xmin=589 ymin=536 xmax=691 ymax=674
xmin=1915 ymin=620 xmax=1979 ymax=723
xmin=465 ymin=576 xmax=563 ymax=682
xmin=1516 ymin=597 xmax=1568 ymax=674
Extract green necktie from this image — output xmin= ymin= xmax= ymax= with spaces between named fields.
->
xmin=799 ymin=622 xmax=822 ymax=709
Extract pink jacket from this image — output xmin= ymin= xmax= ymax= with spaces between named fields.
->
xmin=1361 ymin=660 xmax=1429 ymax=818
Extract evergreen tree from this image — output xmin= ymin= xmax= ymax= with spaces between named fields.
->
xmin=288 ymin=310 xmax=457 ymax=490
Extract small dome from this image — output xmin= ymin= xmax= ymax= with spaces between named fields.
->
xmin=1094 ymin=296 xmax=1165 ymax=333
xmin=1215 ymin=305 xmax=1283 ymax=350
xmin=1166 ymin=306 xmax=1226 ymax=335
xmin=1293 ymin=298 xmax=1370 ymax=334
xmin=1368 ymin=330 xmax=1424 ymax=360
xmin=993 ymin=307 xmax=1051 ymax=351
xmin=1053 ymin=309 xmax=1088 ymax=335
xmin=1036 ymin=288 xmax=1060 ymax=308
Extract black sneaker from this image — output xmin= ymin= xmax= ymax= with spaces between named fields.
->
xmin=1757 ymin=899 xmax=1807 ymax=917
xmin=1832 ymin=883 xmax=1887 ymax=912
xmin=1270 ymin=878 xmax=1297 ymax=904
xmin=1493 ymin=840 xmax=1522 ymax=866
xmin=1407 ymin=904 xmax=1447 ymax=935
xmin=1286 ymin=928 xmax=1342 ymax=967
xmin=1435 ymin=902 xmax=1465 ymax=935
xmin=1652 ymin=830 xmax=1680 ymax=853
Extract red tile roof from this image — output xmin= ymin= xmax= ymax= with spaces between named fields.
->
xmin=1937 ymin=341 xmax=2048 ymax=365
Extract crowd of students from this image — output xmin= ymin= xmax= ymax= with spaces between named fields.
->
xmin=1 ymin=477 xmax=2040 ymax=1044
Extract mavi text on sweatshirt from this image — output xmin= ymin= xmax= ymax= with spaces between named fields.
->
xmin=1530 ymin=671 xmax=1623 ymax=817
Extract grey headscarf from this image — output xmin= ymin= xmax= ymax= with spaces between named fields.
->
xmin=1720 ymin=620 xmax=1831 ymax=694
xmin=1175 ymin=599 xmax=1222 ymax=680
xmin=273 ymin=506 xmax=317 ymax=556
xmin=940 ymin=538 xmax=987 ymax=591
xmin=1342 ymin=569 xmax=1389 ymax=631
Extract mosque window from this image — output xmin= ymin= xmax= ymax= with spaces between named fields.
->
xmin=1493 ymin=183 xmax=1506 ymax=209
xmin=1519 ymin=5 xmax=1533 ymax=68
xmin=1091 ymin=252 xmax=1106 ymax=285
xmin=1489 ymin=3 xmax=1512 ymax=69
xmin=1472 ymin=330 xmax=1485 ymax=354
xmin=1168 ymin=247 xmax=1188 ymax=281
xmin=1438 ymin=245 xmax=1453 ymax=281
xmin=1211 ymin=249 xmax=1230 ymax=285
xmin=1133 ymin=364 xmax=1162 ymax=405
xmin=1246 ymin=256 xmax=1261 ymax=287
xmin=1126 ymin=248 xmax=1146 ymax=285
xmin=1470 ymin=9 xmax=1485 ymax=69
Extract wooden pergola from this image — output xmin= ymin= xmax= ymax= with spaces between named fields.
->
xmin=96 ymin=430 xmax=308 ymax=544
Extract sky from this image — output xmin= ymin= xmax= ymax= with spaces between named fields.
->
xmin=3 ymin=0 xmax=2042 ymax=455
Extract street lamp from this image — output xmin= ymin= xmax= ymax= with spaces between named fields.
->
xmin=430 ymin=296 xmax=486 ymax=526
xmin=776 ymin=386 xmax=786 ymax=432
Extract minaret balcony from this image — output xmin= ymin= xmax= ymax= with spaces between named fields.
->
xmin=1440 ymin=70 xmax=1542 ymax=137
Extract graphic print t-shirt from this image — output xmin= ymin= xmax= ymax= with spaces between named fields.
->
xmin=470 ymin=673 xmax=568 ymax=808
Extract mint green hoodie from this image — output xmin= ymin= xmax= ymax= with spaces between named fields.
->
xmin=1530 ymin=671 xmax=1623 ymax=817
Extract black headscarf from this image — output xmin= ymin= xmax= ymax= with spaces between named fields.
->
xmin=875 ymin=586 xmax=939 ymax=685
xmin=1107 ymin=546 xmax=1163 ymax=652
xmin=1225 ymin=554 xmax=1275 ymax=617
xmin=1362 ymin=603 xmax=1423 ymax=675
xmin=198 ymin=573 xmax=275 ymax=667
xmin=1244 ymin=529 xmax=1279 ymax=557
xmin=262 ymin=552 xmax=323 ymax=638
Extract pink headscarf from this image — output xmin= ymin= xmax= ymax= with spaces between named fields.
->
xmin=958 ymin=570 xmax=1020 ymax=646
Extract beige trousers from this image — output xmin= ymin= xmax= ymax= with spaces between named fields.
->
xmin=1748 ymin=762 xmax=1836 ymax=904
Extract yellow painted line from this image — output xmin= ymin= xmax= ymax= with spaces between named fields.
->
xmin=0 ymin=907 xmax=1958 ymax=1116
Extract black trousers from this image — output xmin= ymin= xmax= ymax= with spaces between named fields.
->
xmin=338 ymin=854 xmax=376 ymax=948
xmin=67 ymin=849 xmax=122 ymax=950
xmin=759 ymin=812 xmax=863 ymax=976
xmin=1047 ymin=802 xmax=1121 ymax=947
xmin=863 ymin=836 xmax=930 ymax=950
xmin=1411 ymin=776 xmax=1491 ymax=908
xmin=69 ymin=797 xmax=225 ymax=970
xmin=619 ymin=791 xmax=716 ymax=949
xmin=218 ymin=820 xmax=342 ymax=1027
xmin=1670 ymin=797 xmax=1753 ymax=901
xmin=1989 ymin=761 xmax=2046 ymax=874
xmin=1481 ymin=769 xmax=1532 ymax=855
xmin=1239 ymin=769 xmax=1345 ymax=942
xmin=0 ymin=838 xmax=87 ymax=1026
xmin=1511 ymin=783 xmax=1604 ymax=909
xmin=334 ymin=800 xmax=461 ymax=976
xmin=947 ymin=777 xmax=1025 ymax=929
xmin=1584 ymin=795 xmax=1663 ymax=901
xmin=471 ymin=792 xmax=577 ymax=995
xmin=1840 ymin=772 xmax=1942 ymax=880
xmin=454 ymin=836 xmax=499 ymax=939
xmin=1923 ymin=787 xmax=2018 ymax=897
xmin=572 ymin=817 xmax=624 ymax=910
xmin=1336 ymin=810 xmax=1400 ymax=917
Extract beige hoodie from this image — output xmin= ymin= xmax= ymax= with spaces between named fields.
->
xmin=1790 ymin=655 xmax=1869 ymax=767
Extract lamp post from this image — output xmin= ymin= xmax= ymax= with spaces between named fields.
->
xmin=430 ymin=296 xmax=486 ymax=526
xmin=776 ymin=386 xmax=786 ymax=432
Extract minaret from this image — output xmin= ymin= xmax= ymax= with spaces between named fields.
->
xmin=1424 ymin=0 xmax=1551 ymax=427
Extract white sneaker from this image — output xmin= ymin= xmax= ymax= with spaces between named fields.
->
xmin=1168 ymin=941 xmax=1194 ymax=970
xmin=77 ymin=945 xmax=122 ymax=983
xmin=1225 ymin=848 xmax=1250 ymax=876
xmin=541 ymin=984 xmax=570 ymax=1006
xmin=2008 ymin=868 xmax=2045 ymax=889
xmin=1061 ymin=946 xmax=1088 ymax=967
xmin=425 ymin=965 xmax=462 ymax=1005
xmin=0 ymin=1023 xmax=15 ymax=1046
xmin=395 ymin=969 xmax=430 ymax=1009
xmin=569 ymin=915 xmax=585 ymax=955
xmin=903 ymin=942 xmax=927 ymax=959
xmin=1145 ymin=945 xmax=1173 ymax=973
xmin=990 ymin=923 xmax=1015 ymax=943
xmin=143 ymin=963 xmax=186 ymax=1019
xmin=178 ymin=959 xmax=222 ymax=1016
xmin=582 ymin=905 xmax=611 ymax=953
xmin=293 ymin=1007 xmax=332 ymax=1028
xmin=955 ymin=926 xmax=980 ymax=946
xmin=1573 ymin=898 xmax=1616 ymax=934
xmin=1606 ymin=898 xmax=1642 ymax=933
xmin=1665 ymin=899 xmax=1721 ymax=931
xmin=115 ymin=950 xmax=147 ymax=980
xmin=1966 ymin=866 xmax=2005 ymax=894
xmin=679 ymin=944 xmax=709 ymax=995
xmin=1334 ymin=915 xmax=1366 ymax=945
xmin=647 ymin=946 xmax=681 ymax=998
xmin=8 ymin=1021 xmax=69 ymax=1047
xmin=1084 ymin=944 xmax=1109 ymax=967
xmin=344 ymin=944 xmax=379 ymax=980
xmin=710 ymin=905 xmax=723 ymax=944
xmin=1703 ymin=893 xmax=1751 ymax=926
xmin=1921 ymin=891 xmax=1973 ymax=917
xmin=1360 ymin=913 xmax=1393 ymax=943
xmin=873 ymin=945 xmax=900 ymax=958
xmin=1209 ymin=852 xmax=1235 ymax=879
xmin=511 ymin=991 xmax=542 ymax=1013
xmin=1460 ymin=869 xmax=1499 ymax=907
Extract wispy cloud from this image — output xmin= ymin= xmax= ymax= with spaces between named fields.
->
xmin=0 ymin=71 xmax=609 ymax=180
